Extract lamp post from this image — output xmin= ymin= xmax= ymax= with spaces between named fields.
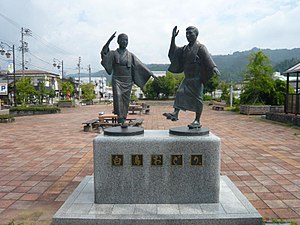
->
xmin=53 ymin=58 xmax=64 ymax=79
xmin=1 ymin=42 xmax=17 ymax=106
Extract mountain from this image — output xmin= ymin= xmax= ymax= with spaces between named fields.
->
xmin=66 ymin=47 xmax=300 ymax=82
xmin=212 ymin=47 xmax=300 ymax=81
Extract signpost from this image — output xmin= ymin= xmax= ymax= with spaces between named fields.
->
xmin=0 ymin=83 xmax=8 ymax=95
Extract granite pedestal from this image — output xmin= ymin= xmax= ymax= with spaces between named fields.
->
xmin=52 ymin=130 xmax=262 ymax=225
xmin=94 ymin=130 xmax=220 ymax=204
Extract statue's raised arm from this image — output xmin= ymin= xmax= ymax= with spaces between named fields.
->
xmin=102 ymin=32 xmax=116 ymax=55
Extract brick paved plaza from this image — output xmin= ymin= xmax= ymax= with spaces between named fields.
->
xmin=0 ymin=103 xmax=300 ymax=224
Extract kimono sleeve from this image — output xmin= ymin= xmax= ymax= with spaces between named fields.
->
xmin=131 ymin=54 xmax=153 ymax=89
xmin=198 ymin=45 xmax=216 ymax=84
xmin=101 ymin=50 xmax=114 ymax=75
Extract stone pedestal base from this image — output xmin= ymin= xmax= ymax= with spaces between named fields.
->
xmin=93 ymin=130 xmax=220 ymax=204
xmin=52 ymin=176 xmax=262 ymax=225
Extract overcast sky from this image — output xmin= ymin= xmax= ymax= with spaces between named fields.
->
xmin=0 ymin=0 xmax=299 ymax=75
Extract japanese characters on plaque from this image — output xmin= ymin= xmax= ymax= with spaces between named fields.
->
xmin=111 ymin=154 xmax=203 ymax=166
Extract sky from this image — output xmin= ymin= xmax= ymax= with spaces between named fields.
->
xmin=0 ymin=0 xmax=300 ymax=75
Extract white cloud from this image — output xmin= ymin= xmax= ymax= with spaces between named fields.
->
xmin=0 ymin=0 xmax=299 ymax=74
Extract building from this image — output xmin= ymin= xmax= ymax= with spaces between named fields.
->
xmin=0 ymin=69 xmax=61 ymax=105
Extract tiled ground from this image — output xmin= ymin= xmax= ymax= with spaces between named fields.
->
xmin=0 ymin=103 xmax=299 ymax=225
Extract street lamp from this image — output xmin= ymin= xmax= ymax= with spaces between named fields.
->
xmin=53 ymin=58 xmax=64 ymax=79
xmin=0 ymin=42 xmax=17 ymax=106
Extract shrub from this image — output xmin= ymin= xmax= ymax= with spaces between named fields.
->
xmin=10 ymin=106 xmax=60 ymax=112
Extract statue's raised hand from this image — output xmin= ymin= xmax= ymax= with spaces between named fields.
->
xmin=172 ymin=26 xmax=179 ymax=38
xmin=108 ymin=31 xmax=116 ymax=43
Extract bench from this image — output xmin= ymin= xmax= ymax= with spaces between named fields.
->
xmin=143 ymin=104 xmax=150 ymax=114
xmin=128 ymin=105 xmax=143 ymax=114
xmin=212 ymin=101 xmax=226 ymax=111
xmin=128 ymin=118 xmax=144 ymax=127
xmin=82 ymin=118 xmax=99 ymax=132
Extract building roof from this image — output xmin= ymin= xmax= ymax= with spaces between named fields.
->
xmin=284 ymin=62 xmax=300 ymax=74
xmin=1 ymin=69 xmax=60 ymax=77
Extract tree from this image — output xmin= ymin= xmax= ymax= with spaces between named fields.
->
xmin=240 ymin=51 xmax=274 ymax=105
xmin=219 ymin=81 xmax=229 ymax=103
xmin=143 ymin=78 xmax=156 ymax=99
xmin=80 ymin=83 xmax=96 ymax=102
xmin=131 ymin=86 xmax=139 ymax=101
xmin=37 ymin=81 xmax=46 ymax=104
xmin=204 ymin=74 xmax=220 ymax=96
xmin=61 ymin=81 xmax=75 ymax=100
xmin=159 ymin=72 xmax=176 ymax=98
xmin=16 ymin=76 xmax=37 ymax=105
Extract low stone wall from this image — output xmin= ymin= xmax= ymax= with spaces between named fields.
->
xmin=0 ymin=117 xmax=15 ymax=123
xmin=0 ymin=109 xmax=9 ymax=115
xmin=240 ymin=105 xmax=271 ymax=115
xmin=266 ymin=112 xmax=300 ymax=127
xmin=57 ymin=101 xmax=74 ymax=108
xmin=240 ymin=105 xmax=284 ymax=115
xmin=10 ymin=110 xmax=60 ymax=117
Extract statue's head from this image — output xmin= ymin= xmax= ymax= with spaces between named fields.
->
xmin=117 ymin=33 xmax=128 ymax=49
xmin=186 ymin=26 xmax=198 ymax=43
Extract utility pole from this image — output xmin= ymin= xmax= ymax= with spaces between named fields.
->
xmin=77 ymin=57 xmax=81 ymax=98
xmin=20 ymin=27 xmax=31 ymax=76
xmin=88 ymin=64 xmax=91 ymax=83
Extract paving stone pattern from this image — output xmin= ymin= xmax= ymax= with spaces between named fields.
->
xmin=0 ymin=103 xmax=299 ymax=224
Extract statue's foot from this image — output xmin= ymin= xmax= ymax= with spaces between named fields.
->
xmin=163 ymin=113 xmax=178 ymax=121
xmin=188 ymin=120 xmax=202 ymax=129
xmin=121 ymin=122 xmax=129 ymax=128
xmin=163 ymin=112 xmax=172 ymax=119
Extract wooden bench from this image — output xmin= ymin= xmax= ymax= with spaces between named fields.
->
xmin=128 ymin=105 xmax=143 ymax=114
xmin=143 ymin=104 xmax=150 ymax=114
xmin=212 ymin=101 xmax=226 ymax=111
xmin=82 ymin=118 xmax=99 ymax=132
xmin=128 ymin=118 xmax=144 ymax=127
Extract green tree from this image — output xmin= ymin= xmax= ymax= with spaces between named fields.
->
xmin=143 ymin=79 xmax=156 ymax=99
xmin=61 ymin=81 xmax=75 ymax=100
xmin=159 ymin=72 xmax=176 ymax=98
xmin=240 ymin=51 xmax=274 ymax=105
xmin=219 ymin=81 xmax=230 ymax=103
xmin=80 ymin=83 xmax=96 ymax=102
xmin=131 ymin=86 xmax=139 ymax=101
xmin=204 ymin=74 xmax=220 ymax=96
xmin=16 ymin=76 xmax=37 ymax=105
xmin=37 ymin=81 xmax=46 ymax=104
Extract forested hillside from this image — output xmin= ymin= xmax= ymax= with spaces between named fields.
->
xmin=66 ymin=47 xmax=300 ymax=82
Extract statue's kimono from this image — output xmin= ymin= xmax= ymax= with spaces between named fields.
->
xmin=101 ymin=48 xmax=152 ymax=120
xmin=168 ymin=41 xmax=216 ymax=113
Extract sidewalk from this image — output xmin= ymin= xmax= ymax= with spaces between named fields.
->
xmin=0 ymin=104 xmax=299 ymax=224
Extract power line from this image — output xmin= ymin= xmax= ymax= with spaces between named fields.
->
xmin=0 ymin=12 xmax=21 ymax=30
xmin=27 ymin=52 xmax=52 ymax=66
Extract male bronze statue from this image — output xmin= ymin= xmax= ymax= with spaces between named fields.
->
xmin=101 ymin=32 xmax=155 ymax=126
xmin=163 ymin=26 xmax=220 ymax=128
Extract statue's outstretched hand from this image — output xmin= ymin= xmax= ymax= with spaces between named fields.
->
xmin=151 ymin=74 xmax=158 ymax=80
xmin=172 ymin=26 xmax=179 ymax=38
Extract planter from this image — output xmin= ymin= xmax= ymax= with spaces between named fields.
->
xmin=0 ymin=117 xmax=15 ymax=123
xmin=58 ymin=101 xmax=74 ymax=108
xmin=240 ymin=105 xmax=271 ymax=115
xmin=10 ymin=109 xmax=60 ymax=117
xmin=266 ymin=112 xmax=300 ymax=127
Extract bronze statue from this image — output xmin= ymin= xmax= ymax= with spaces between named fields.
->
xmin=163 ymin=26 xmax=220 ymax=129
xmin=101 ymin=32 xmax=155 ymax=126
